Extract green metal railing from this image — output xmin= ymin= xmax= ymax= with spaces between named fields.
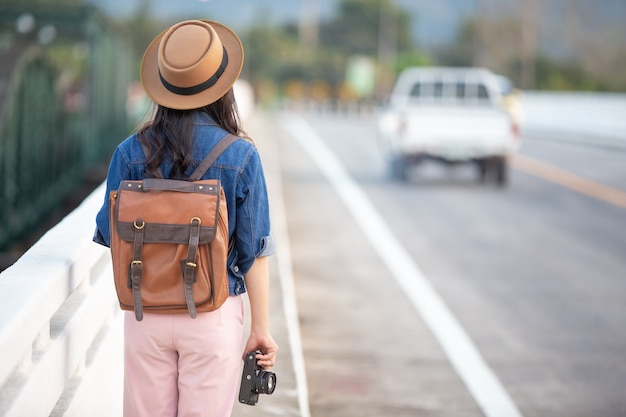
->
xmin=0 ymin=5 xmax=133 ymax=251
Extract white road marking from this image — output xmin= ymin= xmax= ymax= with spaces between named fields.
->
xmin=268 ymin=123 xmax=312 ymax=417
xmin=281 ymin=114 xmax=524 ymax=417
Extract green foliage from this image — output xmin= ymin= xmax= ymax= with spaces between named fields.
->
xmin=319 ymin=0 xmax=412 ymax=56
xmin=533 ymin=56 xmax=608 ymax=91
xmin=431 ymin=18 xmax=475 ymax=67
xmin=118 ymin=0 xmax=163 ymax=79
xmin=506 ymin=55 xmax=620 ymax=91
xmin=242 ymin=23 xmax=348 ymax=101
xmin=239 ymin=0 xmax=425 ymax=101
xmin=396 ymin=49 xmax=432 ymax=73
xmin=0 ymin=0 xmax=81 ymax=5
xmin=439 ymin=15 xmax=625 ymax=92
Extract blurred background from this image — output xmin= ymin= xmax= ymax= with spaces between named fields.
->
xmin=1 ymin=1 xmax=626 ymax=416
xmin=1 ymin=0 xmax=625 ymax=265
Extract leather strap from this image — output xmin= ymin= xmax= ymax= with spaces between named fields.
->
xmin=139 ymin=132 xmax=240 ymax=181
xmin=181 ymin=217 xmax=202 ymax=318
xmin=130 ymin=219 xmax=145 ymax=321
xmin=208 ymin=246 xmax=215 ymax=307
xmin=189 ymin=133 xmax=239 ymax=181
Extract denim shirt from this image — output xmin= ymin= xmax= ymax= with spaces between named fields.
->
xmin=93 ymin=113 xmax=275 ymax=295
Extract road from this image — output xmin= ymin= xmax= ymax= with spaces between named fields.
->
xmin=261 ymin=110 xmax=626 ymax=417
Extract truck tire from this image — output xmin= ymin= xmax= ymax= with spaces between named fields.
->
xmin=389 ymin=155 xmax=409 ymax=181
xmin=477 ymin=157 xmax=508 ymax=186
xmin=494 ymin=157 xmax=508 ymax=187
xmin=477 ymin=160 xmax=488 ymax=183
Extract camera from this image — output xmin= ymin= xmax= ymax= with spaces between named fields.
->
xmin=238 ymin=351 xmax=277 ymax=405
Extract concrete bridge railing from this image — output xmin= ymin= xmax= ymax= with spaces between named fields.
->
xmin=0 ymin=81 xmax=259 ymax=417
xmin=0 ymin=183 xmax=123 ymax=417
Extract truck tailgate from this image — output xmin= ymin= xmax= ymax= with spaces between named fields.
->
xmin=403 ymin=107 xmax=510 ymax=142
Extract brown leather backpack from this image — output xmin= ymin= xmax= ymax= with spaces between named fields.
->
xmin=109 ymin=134 xmax=238 ymax=321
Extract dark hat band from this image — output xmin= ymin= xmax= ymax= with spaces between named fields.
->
xmin=158 ymin=47 xmax=229 ymax=96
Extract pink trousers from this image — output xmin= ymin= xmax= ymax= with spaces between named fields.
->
xmin=123 ymin=295 xmax=244 ymax=417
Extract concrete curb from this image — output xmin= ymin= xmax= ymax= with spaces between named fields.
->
xmin=230 ymin=110 xmax=308 ymax=417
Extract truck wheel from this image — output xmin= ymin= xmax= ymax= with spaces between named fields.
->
xmin=389 ymin=156 xmax=408 ymax=181
xmin=476 ymin=160 xmax=488 ymax=183
xmin=494 ymin=157 xmax=508 ymax=187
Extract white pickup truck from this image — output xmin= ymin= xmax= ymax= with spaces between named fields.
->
xmin=378 ymin=67 xmax=520 ymax=186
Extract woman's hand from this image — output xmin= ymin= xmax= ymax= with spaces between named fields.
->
xmin=243 ymin=331 xmax=278 ymax=370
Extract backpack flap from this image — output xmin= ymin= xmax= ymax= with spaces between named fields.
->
xmin=114 ymin=178 xmax=221 ymax=244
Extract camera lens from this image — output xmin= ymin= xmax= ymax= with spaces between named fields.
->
xmin=255 ymin=371 xmax=277 ymax=395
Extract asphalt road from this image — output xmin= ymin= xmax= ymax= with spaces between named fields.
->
xmin=266 ymin=110 xmax=626 ymax=417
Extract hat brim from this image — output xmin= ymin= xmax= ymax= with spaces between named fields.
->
xmin=140 ymin=20 xmax=244 ymax=110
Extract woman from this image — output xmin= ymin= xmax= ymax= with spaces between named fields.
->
xmin=93 ymin=20 xmax=278 ymax=417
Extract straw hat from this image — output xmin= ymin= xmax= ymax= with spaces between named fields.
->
xmin=140 ymin=20 xmax=244 ymax=110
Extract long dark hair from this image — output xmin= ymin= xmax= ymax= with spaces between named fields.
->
xmin=138 ymin=88 xmax=245 ymax=179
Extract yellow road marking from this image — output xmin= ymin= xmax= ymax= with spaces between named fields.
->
xmin=511 ymin=154 xmax=626 ymax=209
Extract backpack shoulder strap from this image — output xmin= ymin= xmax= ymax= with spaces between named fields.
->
xmin=189 ymin=133 xmax=240 ymax=181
